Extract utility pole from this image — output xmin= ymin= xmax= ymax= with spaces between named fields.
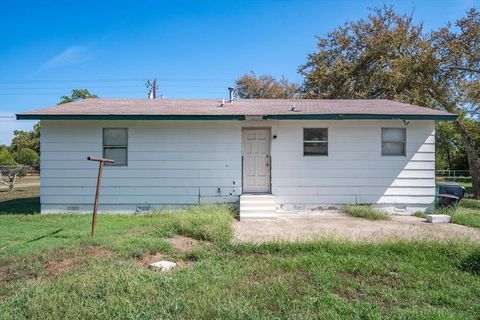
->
xmin=146 ymin=79 xmax=158 ymax=99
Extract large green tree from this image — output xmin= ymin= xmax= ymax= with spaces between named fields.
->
xmin=300 ymin=6 xmax=480 ymax=198
xmin=59 ymin=89 xmax=98 ymax=104
xmin=432 ymin=9 xmax=480 ymax=197
xmin=10 ymin=123 xmax=40 ymax=154
xmin=235 ymin=73 xmax=299 ymax=99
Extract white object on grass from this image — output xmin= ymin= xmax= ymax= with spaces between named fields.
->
xmin=148 ymin=260 xmax=177 ymax=272
xmin=426 ymin=214 xmax=451 ymax=223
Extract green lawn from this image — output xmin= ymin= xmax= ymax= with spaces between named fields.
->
xmin=450 ymin=199 xmax=480 ymax=229
xmin=0 ymin=184 xmax=39 ymax=215
xmin=436 ymin=176 xmax=474 ymax=195
xmin=1 ymin=187 xmax=480 ymax=319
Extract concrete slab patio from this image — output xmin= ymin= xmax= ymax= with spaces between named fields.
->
xmin=234 ymin=210 xmax=480 ymax=243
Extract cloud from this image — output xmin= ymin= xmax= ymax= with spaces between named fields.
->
xmin=38 ymin=46 xmax=92 ymax=72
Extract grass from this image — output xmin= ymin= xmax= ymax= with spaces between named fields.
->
xmin=343 ymin=204 xmax=390 ymax=220
xmin=430 ymin=199 xmax=480 ymax=229
xmin=436 ymin=176 xmax=473 ymax=194
xmin=0 ymin=184 xmax=39 ymax=215
xmin=1 ymin=187 xmax=480 ymax=318
xmin=413 ymin=198 xmax=480 ymax=230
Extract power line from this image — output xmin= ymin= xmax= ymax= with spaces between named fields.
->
xmin=0 ymin=77 xmax=234 ymax=84
xmin=0 ymin=84 xmax=230 ymax=90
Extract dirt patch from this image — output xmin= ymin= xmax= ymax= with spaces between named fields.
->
xmin=333 ymin=287 xmax=362 ymax=300
xmin=138 ymin=252 xmax=167 ymax=267
xmin=137 ymin=236 xmax=200 ymax=269
xmin=43 ymin=246 xmax=112 ymax=278
xmin=137 ymin=252 xmax=193 ymax=269
xmin=167 ymin=235 xmax=200 ymax=252
xmin=0 ymin=264 xmax=12 ymax=283
xmin=0 ymin=246 xmax=113 ymax=284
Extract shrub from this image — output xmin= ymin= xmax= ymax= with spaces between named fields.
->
xmin=460 ymin=249 xmax=480 ymax=275
xmin=343 ymin=204 xmax=390 ymax=220
xmin=0 ymin=148 xmax=16 ymax=165
xmin=413 ymin=211 xmax=427 ymax=219
xmin=14 ymin=148 xmax=39 ymax=167
xmin=0 ymin=165 xmax=27 ymax=191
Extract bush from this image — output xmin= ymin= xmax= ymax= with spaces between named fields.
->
xmin=461 ymin=249 xmax=480 ymax=275
xmin=0 ymin=148 xmax=16 ymax=165
xmin=0 ymin=165 xmax=27 ymax=191
xmin=14 ymin=148 xmax=39 ymax=166
xmin=343 ymin=204 xmax=390 ymax=220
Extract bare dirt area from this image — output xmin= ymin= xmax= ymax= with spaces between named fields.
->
xmin=234 ymin=211 xmax=480 ymax=243
xmin=43 ymin=246 xmax=112 ymax=278
xmin=168 ymin=235 xmax=200 ymax=252
xmin=138 ymin=236 xmax=199 ymax=268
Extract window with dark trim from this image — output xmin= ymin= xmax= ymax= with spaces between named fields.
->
xmin=382 ymin=128 xmax=406 ymax=156
xmin=303 ymin=128 xmax=328 ymax=156
xmin=103 ymin=128 xmax=128 ymax=166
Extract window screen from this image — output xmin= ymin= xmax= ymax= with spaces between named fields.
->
xmin=304 ymin=128 xmax=328 ymax=156
xmin=103 ymin=128 xmax=128 ymax=166
xmin=382 ymin=128 xmax=406 ymax=156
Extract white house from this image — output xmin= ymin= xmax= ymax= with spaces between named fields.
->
xmin=17 ymin=98 xmax=456 ymax=219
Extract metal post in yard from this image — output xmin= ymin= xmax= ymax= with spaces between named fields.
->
xmin=87 ymin=157 xmax=115 ymax=237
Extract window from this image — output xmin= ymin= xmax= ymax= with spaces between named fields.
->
xmin=103 ymin=128 xmax=128 ymax=166
xmin=304 ymin=128 xmax=328 ymax=156
xmin=382 ymin=128 xmax=406 ymax=156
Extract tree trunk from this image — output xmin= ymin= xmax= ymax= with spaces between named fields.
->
xmin=455 ymin=120 xmax=480 ymax=199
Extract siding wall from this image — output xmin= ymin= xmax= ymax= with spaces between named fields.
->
xmin=40 ymin=119 xmax=435 ymax=213
xmin=271 ymin=120 xmax=435 ymax=213
xmin=40 ymin=121 xmax=242 ymax=212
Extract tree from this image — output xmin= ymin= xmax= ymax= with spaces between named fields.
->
xmin=235 ymin=73 xmax=300 ymax=99
xmin=299 ymin=6 xmax=438 ymax=106
xmin=10 ymin=123 xmax=40 ymax=154
xmin=14 ymin=148 xmax=39 ymax=167
xmin=432 ymin=9 xmax=480 ymax=198
xmin=0 ymin=166 xmax=27 ymax=191
xmin=59 ymin=89 xmax=98 ymax=104
xmin=0 ymin=148 xmax=16 ymax=165
xmin=300 ymin=6 xmax=480 ymax=198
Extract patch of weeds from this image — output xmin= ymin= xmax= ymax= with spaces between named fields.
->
xmin=460 ymin=249 xmax=480 ymax=275
xmin=460 ymin=199 xmax=480 ymax=210
xmin=171 ymin=205 xmax=233 ymax=243
xmin=435 ymin=199 xmax=480 ymax=229
xmin=343 ymin=205 xmax=390 ymax=220
xmin=114 ymin=237 xmax=171 ymax=259
xmin=413 ymin=211 xmax=427 ymax=219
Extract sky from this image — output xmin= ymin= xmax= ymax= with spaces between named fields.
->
xmin=0 ymin=0 xmax=477 ymax=145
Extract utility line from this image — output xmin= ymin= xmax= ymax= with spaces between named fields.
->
xmin=0 ymin=77 xmax=234 ymax=83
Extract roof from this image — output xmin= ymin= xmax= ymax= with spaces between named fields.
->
xmin=16 ymin=98 xmax=457 ymax=121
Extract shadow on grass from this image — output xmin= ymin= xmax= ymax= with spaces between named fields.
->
xmin=0 ymin=197 xmax=40 ymax=215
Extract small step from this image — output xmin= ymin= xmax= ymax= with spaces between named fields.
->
xmin=240 ymin=201 xmax=275 ymax=209
xmin=426 ymin=214 xmax=451 ymax=223
xmin=240 ymin=194 xmax=277 ymax=221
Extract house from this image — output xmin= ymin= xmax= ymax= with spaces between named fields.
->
xmin=17 ymin=98 xmax=457 ymax=220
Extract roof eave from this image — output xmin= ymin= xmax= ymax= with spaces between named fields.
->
xmin=16 ymin=113 xmax=458 ymax=121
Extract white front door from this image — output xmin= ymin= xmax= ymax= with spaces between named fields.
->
xmin=242 ymin=129 xmax=271 ymax=193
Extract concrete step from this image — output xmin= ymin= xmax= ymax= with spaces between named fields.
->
xmin=240 ymin=207 xmax=276 ymax=214
xmin=240 ymin=195 xmax=275 ymax=201
xmin=239 ymin=213 xmax=279 ymax=221
xmin=240 ymin=194 xmax=277 ymax=221
xmin=240 ymin=201 xmax=275 ymax=209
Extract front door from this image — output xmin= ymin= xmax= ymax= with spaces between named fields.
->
xmin=242 ymin=129 xmax=271 ymax=193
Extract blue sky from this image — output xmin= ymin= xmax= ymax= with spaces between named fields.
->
xmin=0 ymin=0 xmax=477 ymax=144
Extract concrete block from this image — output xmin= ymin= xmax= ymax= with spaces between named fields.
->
xmin=426 ymin=214 xmax=451 ymax=223
xmin=148 ymin=260 xmax=177 ymax=272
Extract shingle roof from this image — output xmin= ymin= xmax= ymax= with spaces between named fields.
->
xmin=16 ymin=98 xmax=457 ymax=120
